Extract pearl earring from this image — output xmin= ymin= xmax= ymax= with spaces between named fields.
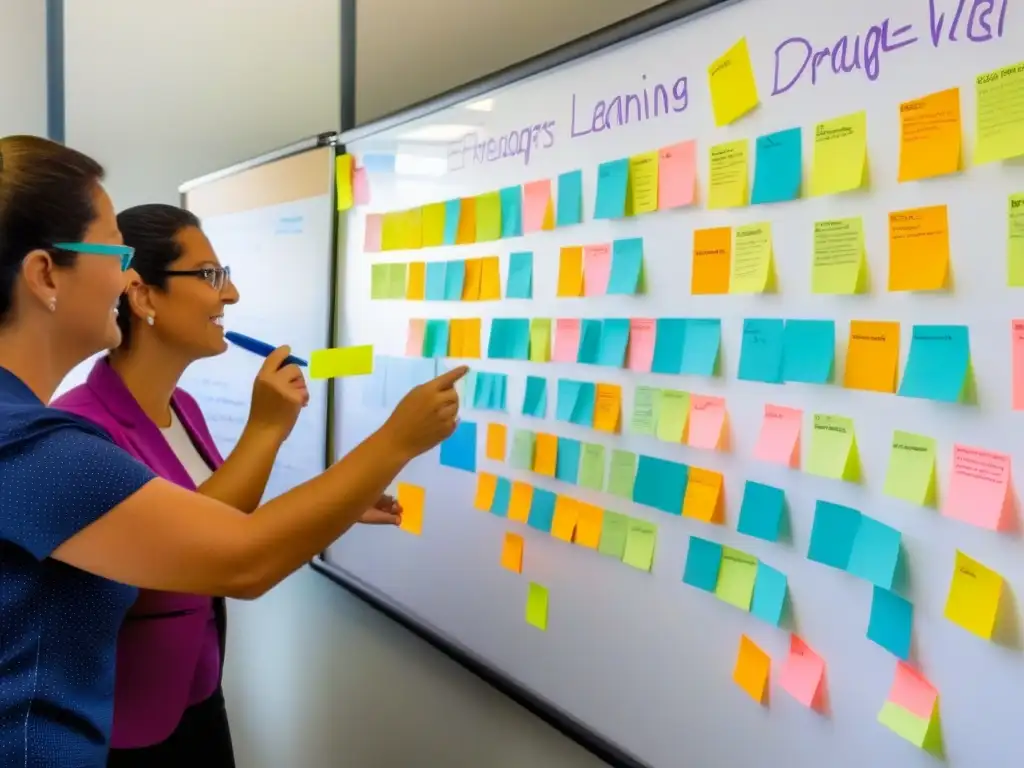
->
xmin=146 ymin=315 xmax=155 ymax=326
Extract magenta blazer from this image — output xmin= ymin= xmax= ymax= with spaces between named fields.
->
xmin=52 ymin=358 xmax=227 ymax=748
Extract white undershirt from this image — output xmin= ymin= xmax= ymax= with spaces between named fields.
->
xmin=160 ymin=409 xmax=214 ymax=486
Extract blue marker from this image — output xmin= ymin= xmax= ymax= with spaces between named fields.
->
xmin=225 ymin=331 xmax=308 ymax=367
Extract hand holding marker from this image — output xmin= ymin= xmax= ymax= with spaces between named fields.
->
xmin=226 ymin=331 xmax=308 ymax=368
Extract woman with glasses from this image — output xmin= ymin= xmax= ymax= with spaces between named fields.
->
xmin=0 ymin=134 xmax=465 ymax=768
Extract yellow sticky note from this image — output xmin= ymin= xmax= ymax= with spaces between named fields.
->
xmin=975 ymin=62 xmax=1024 ymax=164
xmin=551 ymin=497 xmax=579 ymax=542
xmin=899 ymin=87 xmax=962 ymax=181
xmin=508 ymin=481 xmax=533 ymax=524
xmin=381 ymin=213 xmax=402 ymax=251
xmin=401 ymin=208 xmax=423 ymax=250
xmin=421 ymin=202 xmax=446 ymax=247
xmin=533 ymin=433 xmax=558 ymax=476
xmin=810 ymin=111 xmax=867 ymax=196
xmin=1008 ymin=194 xmax=1024 ymax=287
xmin=479 ymin=256 xmax=502 ymax=300
xmin=844 ymin=320 xmax=900 ymax=393
xmin=812 ymin=218 xmax=867 ymax=294
xmin=460 ymin=318 xmax=481 ymax=359
xmin=807 ymin=414 xmax=860 ymax=482
xmin=708 ymin=37 xmax=760 ymax=126
xmin=529 ymin=319 xmax=552 ymax=363
xmin=656 ymin=389 xmax=689 ymax=443
xmin=888 ymin=205 xmax=950 ymax=291
xmin=448 ymin=319 xmax=465 ymax=358
xmin=475 ymin=191 xmax=501 ymax=242
xmin=593 ymin=383 xmax=622 ymax=433
xmin=730 ymin=222 xmax=774 ymax=293
xmin=944 ymin=550 xmax=1003 ymax=640
xmin=708 ymin=140 xmax=749 ymax=209
xmin=622 ymin=520 xmax=657 ymax=572
xmin=682 ymin=467 xmax=724 ymax=524
xmin=628 ymin=152 xmax=659 ymax=214
xmin=733 ymin=635 xmax=770 ymax=704
xmin=692 ymin=226 xmax=732 ymax=295
xmin=474 ymin=473 xmax=497 ymax=511
xmin=884 ymin=431 xmax=938 ymax=507
xmin=574 ymin=503 xmax=603 ymax=549
xmin=525 ymin=582 xmax=548 ymax=630
xmin=309 ymin=345 xmax=373 ymax=379
xmin=397 ymin=482 xmax=424 ymax=535
xmin=462 ymin=258 xmax=482 ymax=300
xmin=557 ymin=246 xmax=584 ymax=297
xmin=485 ymin=423 xmax=507 ymax=461
xmin=501 ymin=532 xmax=523 ymax=573
xmin=335 ymin=154 xmax=354 ymax=211
xmin=406 ymin=261 xmax=426 ymax=300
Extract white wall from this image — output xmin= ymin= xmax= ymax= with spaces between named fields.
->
xmin=0 ymin=0 xmax=47 ymax=137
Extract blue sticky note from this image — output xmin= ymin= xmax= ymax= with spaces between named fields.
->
xmin=751 ymin=127 xmax=802 ymax=204
xmin=571 ymin=382 xmax=596 ymax=426
xmin=556 ymin=438 xmax=581 ymax=484
xmin=607 ymin=238 xmax=644 ymax=295
xmin=556 ymin=379 xmax=581 ymax=423
xmin=682 ymin=536 xmax=723 ymax=592
xmin=556 ymin=169 xmax=583 ymax=226
xmin=577 ymin=319 xmax=602 ymax=364
xmin=491 ymin=477 xmax=511 ymax=517
xmin=506 ymin=251 xmax=533 ymax=299
xmin=425 ymin=261 xmax=446 ymax=301
xmin=652 ymin=318 xmax=687 ymax=374
xmin=867 ymin=586 xmax=913 ymax=660
xmin=738 ymin=318 xmax=785 ymax=383
xmin=472 ymin=373 xmax=492 ymax=409
xmin=423 ymin=319 xmax=449 ymax=358
xmin=487 ymin=318 xmax=530 ymax=360
xmin=594 ymin=158 xmax=629 ymax=219
xmin=444 ymin=260 xmax=465 ymax=300
xmin=807 ymin=500 xmax=861 ymax=570
xmin=499 ymin=186 xmax=523 ymax=238
xmin=527 ymin=488 xmax=557 ymax=532
xmin=751 ymin=563 xmax=788 ymax=626
xmin=847 ymin=516 xmax=902 ymax=589
xmin=523 ymin=375 xmax=547 ymax=417
xmin=898 ymin=325 xmax=971 ymax=403
xmin=598 ymin=319 xmax=630 ymax=367
xmin=633 ymin=455 xmax=688 ymax=515
xmin=442 ymin=199 xmax=461 ymax=245
xmin=737 ymin=481 xmax=786 ymax=542
xmin=680 ymin=319 xmax=721 ymax=376
xmin=782 ymin=319 xmax=834 ymax=384
xmin=439 ymin=420 xmax=476 ymax=472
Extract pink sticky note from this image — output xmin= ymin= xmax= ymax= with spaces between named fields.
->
xmin=554 ymin=319 xmax=581 ymax=363
xmin=406 ymin=319 xmax=425 ymax=356
xmin=658 ymin=140 xmax=697 ymax=209
xmin=888 ymin=662 xmax=938 ymax=719
xmin=523 ymin=179 xmax=553 ymax=233
xmin=779 ymin=635 xmax=825 ymax=709
xmin=353 ymin=167 xmax=370 ymax=205
xmin=627 ymin=319 xmax=656 ymax=372
xmin=688 ymin=395 xmax=727 ymax=450
xmin=943 ymin=444 xmax=1013 ymax=530
xmin=364 ymin=214 xmax=383 ymax=252
xmin=753 ymin=404 xmax=802 ymax=467
xmin=1013 ymin=320 xmax=1024 ymax=410
xmin=583 ymin=244 xmax=612 ymax=296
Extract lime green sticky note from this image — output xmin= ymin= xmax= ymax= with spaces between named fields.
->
xmin=529 ymin=318 xmax=551 ymax=362
xmin=607 ymin=449 xmax=637 ymax=499
xmin=806 ymin=414 xmax=861 ymax=482
xmin=579 ymin=443 xmax=606 ymax=491
xmin=475 ymin=191 xmax=502 ymax=242
xmin=883 ymin=431 xmax=937 ymax=506
xmin=656 ymin=389 xmax=689 ymax=443
xmin=630 ymin=386 xmax=660 ymax=436
xmin=387 ymin=263 xmax=407 ymax=299
xmin=1009 ymin=193 xmax=1024 ymax=287
xmin=714 ymin=547 xmax=759 ymax=610
xmin=878 ymin=702 xmax=944 ymax=755
xmin=371 ymin=264 xmax=389 ymax=299
xmin=525 ymin=582 xmax=548 ymax=630
xmin=309 ymin=345 xmax=374 ymax=379
xmin=622 ymin=519 xmax=657 ymax=572
xmin=812 ymin=218 xmax=867 ymax=294
xmin=510 ymin=429 xmax=536 ymax=471
xmin=598 ymin=511 xmax=629 ymax=559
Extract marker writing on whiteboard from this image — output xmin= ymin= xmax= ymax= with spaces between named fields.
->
xmin=225 ymin=331 xmax=308 ymax=368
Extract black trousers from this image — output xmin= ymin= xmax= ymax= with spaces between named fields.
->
xmin=106 ymin=687 xmax=235 ymax=768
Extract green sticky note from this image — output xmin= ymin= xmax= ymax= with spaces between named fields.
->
xmin=1009 ymin=194 xmax=1024 ymax=287
xmin=656 ymin=389 xmax=689 ymax=443
xmin=807 ymin=414 xmax=861 ymax=482
xmin=630 ymin=386 xmax=660 ymax=436
xmin=525 ymin=582 xmax=548 ymax=631
xmin=529 ymin=318 xmax=552 ymax=362
xmin=579 ymin=443 xmax=606 ymax=491
xmin=371 ymin=263 xmax=389 ymax=299
xmin=622 ymin=519 xmax=657 ymax=572
xmin=878 ymin=702 xmax=944 ymax=756
xmin=387 ymin=263 xmax=407 ymax=298
xmin=812 ymin=217 xmax=867 ymax=294
xmin=714 ymin=547 xmax=758 ymax=610
xmin=607 ymin=450 xmax=637 ymax=499
xmin=476 ymin=191 xmax=502 ymax=242
xmin=510 ymin=429 xmax=536 ymax=470
xmin=598 ymin=511 xmax=630 ymax=559
xmin=883 ymin=430 xmax=937 ymax=506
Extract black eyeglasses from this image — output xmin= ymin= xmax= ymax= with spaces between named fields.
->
xmin=163 ymin=266 xmax=232 ymax=291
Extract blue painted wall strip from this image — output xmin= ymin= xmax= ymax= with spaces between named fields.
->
xmin=45 ymin=0 xmax=65 ymax=142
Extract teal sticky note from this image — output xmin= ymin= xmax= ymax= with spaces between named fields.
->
xmin=867 ymin=586 xmax=913 ymax=660
xmin=751 ymin=127 xmax=802 ymax=204
xmin=423 ymin=319 xmax=449 ymax=357
xmin=577 ymin=319 xmax=602 ymax=364
xmin=594 ymin=158 xmax=629 ymax=219
xmin=737 ymin=481 xmax=786 ymax=542
xmin=652 ymin=318 xmax=687 ymax=374
xmin=487 ymin=318 xmax=530 ymax=359
xmin=499 ymin=186 xmax=523 ymax=238
xmin=751 ymin=563 xmax=788 ymax=626
xmin=556 ymin=437 xmax=581 ymax=484
xmin=807 ymin=500 xmax=861 ymax=570
xmin=633 ymin=455 xmax=687 ymax=515
xmin=680 ymin=318 xmax=721 ymax=376
xmin=556 ymin=379 xmax=581 ymax=423
xmin=782 ymin=319 xmax=834 ymax=384
xmin=442 ymin=199 xmax=461 ymax=245
xmin=738 ymin=318 xmax=785 ymax=383
xmin=847 ymin=516 xmax=902 ymax=589
xmin=425 ymin=262 xmax=446 ymax=300
xmin=460 ymin=370 xmax=477 ymax=402
xmin=491 ymin=477 xmax=511 ymax=516
xmin=556 ymin=169 xmax=583 ymax=226
xmin=527 ymin=488 xmax=556 ymax=532
xmin=444 ymin=260 xmax=465 ymax=300
xmin=598 ymin=319 xmax=629 ymax=367
xmin=522 ymin=375 xmax=547 ymax=418
xmin=607 ymin=238 xmax=643 ymax=294
xmin=898 ymin=325 xmax=971 ymax=403
xmin=510 ymin=429 xmax=535 ymax=470
xmin=507 ymin=251 xmax=533 ymax=299
xmin=571 ymin=382 xmax=596 ymax=426
xmin=683 ymin=536 xmax=722 ymax=592
xmin=472 ymin=373 xmax=492 ymax=409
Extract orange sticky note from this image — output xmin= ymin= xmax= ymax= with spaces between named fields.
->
xmin=523 ymin=179 xmax=554 ymax=233
xmin=1014 ymin=320 xmax=1024 ymax=410
xmin=943 ymin=444 xmax=1013 ymax=530
xmin=593 ymin=383 xmax=622 ymax=433
xmin=778 ymin=635 xmax=825 ymax=710
xmin=888 ymin=205 xmax=950 ymax=291
xmin=456 ymin=196 xmax=476 ymax=245
xmin=486 ymin=423 xmax=507 ymax=461
xmin=479 ymin=256 xmax=501 ymax=300
xmin=534 ymin=434 xmax=558 ymax=476
xmin=692 ymin=227 xmax=732 ymax=294
xmin=844 ymin=321 xmax=900 ymax=393
xmin=898 ymin=87 xmax=962 ymax=182
xmin=659 ymin=139 xmax=697 ymax=209
xmin=462 ymin=258 xmax=482 ymax=300
xmin=406 ymin=319 xmax=425 ymax=356
xmin=501 ymin=532 xmax=524 ymax=573
xmin=574 ymin=502 xmax=603 ymax=549
xmin=508 ymin=481 xmax=533 ymax=523
xmin=733 ymin=635 xmax=770 ymax=704
xmin=448 ymin=319 xmax=465 ymax=358
xmin=397 ymin=482 xmax=425 ymax=535
xmin=406 ymin=262 xmax=426 ymax=300
xmin=460 ymin=318 xmax=481 ymax=359
xmin=557 ymin=246 xmax=584 ymax=297
xmin=688 ymin=395 xmax=727 ymax=450
xmin=583 ymin=244 xmax=612 ymax=296
xmin=553 ymin=319 xmax=581 ymax=363
xmin=474 ymin=473 xmax=497 ymax=511
xmin=753 ymin=404 xmax=801 ymax=468
xmin=889 ymin=662 xmax=938 ymax=720
xmin=551 ymin=497 xmax=579 ymax=542
xmin=682 ymin=467 xmax=724 ymax=523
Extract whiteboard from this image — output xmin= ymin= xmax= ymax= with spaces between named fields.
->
xmin=323 ymin=1 xmax=1024 ymax=765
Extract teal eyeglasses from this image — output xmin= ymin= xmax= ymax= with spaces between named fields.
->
xmin=51 ymin=242 xmax=135 ymax=271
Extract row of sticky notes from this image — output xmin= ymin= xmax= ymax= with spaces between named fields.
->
xmin=372 ymin=252 xmax=533 ymax=301
xmin=627 ymin=386 xmax=727 ymax=450
xmin=683 ymin=536 xmax=788 ymax=626
xmin=475 ymin=473 xmax=657 ymax=572
xmin=735 ymin=633 xmax=828 ymax=711
xmin=557 ymin=239 xmax=644 ymax=296
xmin=593 ymin=140 xmax=697 ymax=220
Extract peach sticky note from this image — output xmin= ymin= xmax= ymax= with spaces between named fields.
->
xmin=779 ymin=635 xmax=825 ymax=710
xmin=462 ymin=258 xmax=482 ymax=300
xmin=364 ymin=214 xmax=383 ymax=252
xmin=397 ymin=482 xmax=425 ymax=535
xmin=534 ymin=434 xmax=558 ymax=477
xmin=753 ymin=404 xmax=801 ymax=468
xmin=501 ymin=532 xmax=524 ymax=573
xmin=627 ymin=319 xmax=656 ymax=371
xmin=943 ymin=550 xmax=1004 ymax=640
xmin=353 ymin=167 xmax=370 ymax=205
xmin=889 ymin=662 xmax=938 ymax=720
xmin=406 ymin=262 xmax=426 ymax=300
xmin=406 ymin=319 xmax=426 ymax=356
xmin=844 ymin=320 xmax=901 ymax=393
xmin=1012 ymin=320 xmax=1024 ymax=410
xmin=688 ymin=395 xmax=727 ymax=450
xmin=554 ymin=319 xmax=581 ymax=363
xmin=658 ymin=139 xmax=697 ymax=209
xmin=474 ymin=473 xmax=497 ymax=511
xmin=898 ymin=87 xmax=962 ymax=182
xmin=733 ymin=634 xmax=770 ymax=704
xmin=551 ymin=497 xmax=579 ymax=542
xmin=943 ymin=444 xmax=1013 ymax=530
xmin=583 ymin=244 xmax=612 ymax=296
xmin=479 ymin=256 xmax=502 ymax=300
xmin=486 ymin=423 xmax=507 ymax=461
xmin=508 ymin=481 xmax=533 ymax=524
xmin=593 ymin=383 xmax=622 ymax=433
xmin=682 ymin=467 xmax=724 ymax=523
xmin=692 ymin=226 xmax=732 ymax=295
xmin=574 ymin=502 xmax=603 ymax=549
xmin=888 ymin=205 xmax=950 ymax=291
xmin=557 ymin=246 xmax=584 ymax=297
xmin=523 ymin=179 xmax=554 ymax=233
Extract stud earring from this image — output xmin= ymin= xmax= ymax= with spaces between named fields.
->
xmin=48 ymin=298 xmax=56 ymax=312
xmin=146 ymin=314 xmax=155 ymax=326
